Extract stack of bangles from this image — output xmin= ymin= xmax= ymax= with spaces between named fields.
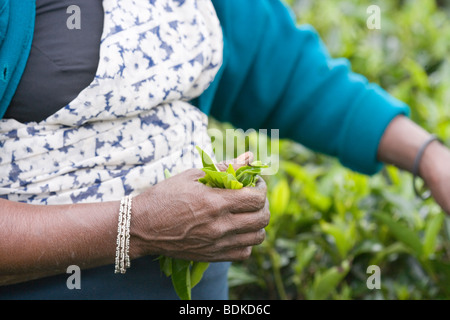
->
xmin=412 ymin=134 xmax=443 ymax=200
xmin=115 ymin=195 xmax=132 ymax=274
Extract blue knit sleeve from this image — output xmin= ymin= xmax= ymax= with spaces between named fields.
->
xmin=203 ymin=0 xmax=410 ymax=175
xmin=0 ymin=0 xmax=35 ymax=119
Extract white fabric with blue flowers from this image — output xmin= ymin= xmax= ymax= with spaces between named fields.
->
xmin=0 ymin=0 xmax=223 ymax=204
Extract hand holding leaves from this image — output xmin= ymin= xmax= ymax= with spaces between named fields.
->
xmin=159 ymin=146 xmax=268 ymax=300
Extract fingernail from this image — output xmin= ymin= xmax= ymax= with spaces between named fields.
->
xmin=236 ymin=151 xmax=253 ymax=166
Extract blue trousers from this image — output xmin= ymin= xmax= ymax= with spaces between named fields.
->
xmin=0 ymin=257 xmax=231 ymax=300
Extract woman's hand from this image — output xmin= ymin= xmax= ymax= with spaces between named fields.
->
xmin=131 ymin=153 xmax=270 ymax=262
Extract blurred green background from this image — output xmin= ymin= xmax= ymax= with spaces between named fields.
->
xmin=209 ymin=0 xmax=450 ymax=300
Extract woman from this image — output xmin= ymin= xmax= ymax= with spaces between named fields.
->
xmin=0 ymin=0 xmax=449 ymax=300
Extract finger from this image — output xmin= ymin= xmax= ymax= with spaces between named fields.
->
xmin=224 ymin=198 xmax=270 ymax=233
xmin=225 ymin=176 xmax=267 ymax=213
xmin=216 ymin=151 xmax=254 ymax=171
xmin=208 ymin=183 xmax=267 ymax=214
xmin=209 ymin=198 xmax=269 ymax=238
xmin=208 ymin=246 xmax=254 ymax=262
xmin=231 ymin=151 xmax=254 ymax=169
xmin=220 ymin=229 xmax=266 ymax=249
xmin=224 ymin=246 xmax=254 ymax=261
xmin=253 ymin=175 xmax=267 ymax=194
xmin=165 ymin=246 xmax=254 ymax=263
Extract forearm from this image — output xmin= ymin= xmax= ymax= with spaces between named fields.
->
xmin=377 ymin=115 xmax=434 ymax=173
xmin=0 ymin=160 xmax=270 ymax=287
xmin=377 ymin=115 xmax=450 ymax=204
xmin=0 ymin=199 xmax=145 ymax=286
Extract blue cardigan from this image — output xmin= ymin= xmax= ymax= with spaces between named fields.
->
xmin=0 ymin=0 xmax=35 ymax=120
xmin=1 ymin=0 xmax=409 ymax=176
xmin=202 ymin=0 xmax=410 ymax=175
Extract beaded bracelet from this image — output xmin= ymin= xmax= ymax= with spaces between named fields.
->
xmin=412 ymin=134 xmax=442 ymax=200
xmin=115 ymin=195 xmax=132 ymax=274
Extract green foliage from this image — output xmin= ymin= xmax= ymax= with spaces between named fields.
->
xmin=196 ymin=145 xmax=269 ymax=189
xmin=208 ymin=0 xmax=450 ymax=300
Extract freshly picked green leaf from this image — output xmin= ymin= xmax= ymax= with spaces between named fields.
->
xmin=195 ymin=145 xmax=219 ymax=172
xmin=198 ymin=148 xmax=269 ymax=189
xmin=158 ymin=146 xmax=268 ymax=300
xmin=190 ymin=261 xmax=210 ymax=288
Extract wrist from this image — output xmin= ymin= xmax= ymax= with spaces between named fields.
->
xmin=418 ymin=139 xmax=450 ymax=187
xmin=127 ymin=192 xmax=154 ymax=258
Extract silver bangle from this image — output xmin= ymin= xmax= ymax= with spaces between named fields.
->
xmin=412 ymin=135 xmax=442 ymax=200
xmin=125 ymin=195 xmax=132 ymax=269
xmin=115 ymin=195 xmax=132 ymax=274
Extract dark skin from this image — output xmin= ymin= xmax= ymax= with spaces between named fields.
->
xmin=0 ymin=152 xmax=269 ymax=286
xmin=1 ymin=115 xmax=449 ymax=287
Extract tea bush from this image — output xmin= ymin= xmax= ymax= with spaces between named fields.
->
xmin=209 ymin=0 xmax=450 ymax=300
